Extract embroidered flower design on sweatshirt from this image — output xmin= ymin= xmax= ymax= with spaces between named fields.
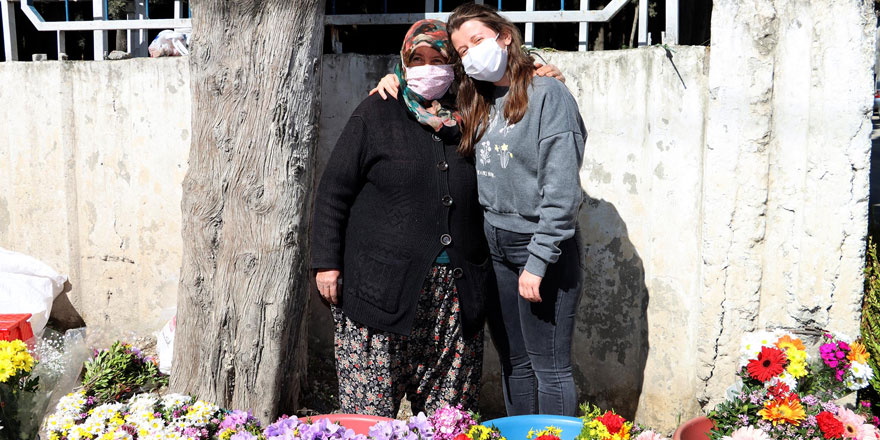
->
xmin=498 ymin=122 xmax=516 ymax=136
xmin=479 ymin=141 xmax=492 ymax=165
xmin=494 ymin=143 xmax=513 ymax=168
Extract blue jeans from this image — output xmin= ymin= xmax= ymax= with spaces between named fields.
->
xmin=484 ymin=221 xmax=582 ymax=416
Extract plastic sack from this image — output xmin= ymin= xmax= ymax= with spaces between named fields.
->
xmin=0 ymin=247 xmax=67 ymax=336
xmin=148 ymin=30 xmax=189 ymax=57
xmin=155 ymin=314 xmax=175 ymax=374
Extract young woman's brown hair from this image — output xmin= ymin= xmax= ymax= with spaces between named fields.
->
xmin=447 ymin=3 xmax=536 ymax=156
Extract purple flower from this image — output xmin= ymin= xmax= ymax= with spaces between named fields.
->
xmin=231 ymin=432 xmax=258 ymax=440
xmin=221 ymin=410 xmax=255 ymax=429
xmin=801 ymin=395 xmax=819 ymax=406
xmin=265 ymin=417 xmax=299 ymax=440
xmin=428 ymin=405 xmax=475 ymax=440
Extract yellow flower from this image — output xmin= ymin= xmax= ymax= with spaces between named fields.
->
xmin=849 ymin=341 xmax=870 ymax=364
xmin=786 ymin=358 xmax=808 ymax=378
xmin=500 ymin=144 xmax=508 ymax=151
xmin=0 ymin=361 xmax=13 ymax=382
xmin=49 ymin=432 xmax=61 ymax=440
xmin=775 ymin=335 xmax=806 ymax=352
xmin=758 ymin=396 xmax=806 ymax=426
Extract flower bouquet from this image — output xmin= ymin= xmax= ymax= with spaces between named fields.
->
xmin=45 ymin=391 xmax=223 ymax=440
xmin=708 ymin=330 xmax=880 ymax=440
xmin=0 ymin=339 xmax=40 ymax=440
xmin=576 ymin=404 xmax=668 ymax=440
xmin=81 ymin=341 xmax=168 ymax=404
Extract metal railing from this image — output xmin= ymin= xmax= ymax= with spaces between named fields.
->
xmin=2 ymin=0 xmax=678 ymax=61
xmin=2 ymin=0 xmax=191 ymax=61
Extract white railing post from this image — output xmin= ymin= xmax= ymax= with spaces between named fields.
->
xmin=57 ymin=30 xmax=65 ymax=59
xmin=637 ymin=0 xmax=648 ymax=46
xmin=132 ymin=0 xmax=148 ymax=57
xmin=2 ymin=0 xmax=19 ymax=61
xmin=524 ymin=0 xmax=534 ymax=47
xmin=92 ymin=0 xmax=107 ymax=59
xmin=174 ymin=0 xmax=181 ymax=19
xmin=578 ymin=0 xmax=589 ymax=51
xmin=664 ymin=0 xmax=678 ymax=44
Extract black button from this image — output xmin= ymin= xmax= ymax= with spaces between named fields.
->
xmin=441 ymin=195 xmax=453 ymax=206
xmin=437 ymin=161 xmax=449 ymax=171
xmin=452 ymin=267 xmax=464 ymax=278
xmin=432 ymin=134 xmax=442 ymax=142
xmin=440 ymin=234 xmax=452 ymax=246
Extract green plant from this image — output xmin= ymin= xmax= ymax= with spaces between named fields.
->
xmin=81 ymin=341 xmax=167 ymax=404
xmin=862 ymin=238 xmax=880 ymax=410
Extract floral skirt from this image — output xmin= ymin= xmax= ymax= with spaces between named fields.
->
xmin=333 ymin=264 xmax=483 ymax=417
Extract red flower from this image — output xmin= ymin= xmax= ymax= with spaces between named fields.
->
xmin=768 ymin=382 xmax=791 ymax=400
xmin=454 ymin=434 xmax=471 ymax=440
xmin=747 ymin=346 xmax=787 ymax=382
xmin=817 ymin=411 xmax=845 ymax=439
xmin=535 ymin=436 xmax=561 ymax=440
xmin=597 ymin=411 xmax=626 ymax=434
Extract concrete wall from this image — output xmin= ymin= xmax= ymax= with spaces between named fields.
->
xmin=0 ymin=0 xmax=874 ymax=429
xmin=0 ymin=57 xmax=190 ymax=333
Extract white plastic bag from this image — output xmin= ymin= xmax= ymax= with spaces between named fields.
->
xmin=148 ymin=30 xmax=189 ymax=57
xmin=155 ymin=314 xmax=176 ymax=374
xmin=0 ymin=247 xmax=67 ymax=336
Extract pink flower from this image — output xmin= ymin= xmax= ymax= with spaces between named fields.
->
xmin=836 ymin=408 xmax=866 ymax=439
xmin=634 ymin=431 xmax=668 ymax=440
xmin=721 ymin=426 xmax=772 ymax=440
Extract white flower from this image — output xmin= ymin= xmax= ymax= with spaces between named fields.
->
xmin=850 ymin=361 xmax=875 ymax=380
xmin=768 ymin=371 xmax=798 ymax=390
xmin=846 ymin=375 xmax=870 ymax=391
xmin=739 ymin=330 xmax=781 ymax=366
xmin=160 ymin=393 xmax=192 ymax=410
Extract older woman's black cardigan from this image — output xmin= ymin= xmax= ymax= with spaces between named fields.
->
xmin=311 ymin=93 xmax=493 ymax=337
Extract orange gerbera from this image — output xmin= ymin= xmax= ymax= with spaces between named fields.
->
xmin=758 ymin=395 xmax=806 ymax=426
xmin=848 ymin=341 xmax=870 ymax=364
xmin=775 ymin=335 xmax=806 ymax=352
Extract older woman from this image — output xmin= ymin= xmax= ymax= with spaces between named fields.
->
xmin=311 ymin=20 xmax=491 ymax=417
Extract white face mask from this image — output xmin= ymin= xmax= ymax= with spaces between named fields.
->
xmin=405 ymin=64 xmax=455 ymax=100
xmin=461 ymin=35 xmax=508 ymax=83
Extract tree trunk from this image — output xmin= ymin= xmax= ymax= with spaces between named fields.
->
xmin=171 ymin=0 xmax=325 ymax=423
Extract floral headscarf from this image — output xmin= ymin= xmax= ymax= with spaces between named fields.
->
xmin=395 ymin=19 xmax=462 ymax=142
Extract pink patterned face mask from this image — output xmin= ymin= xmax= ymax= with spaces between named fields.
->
xmin=405 ymin=64 xmax=455 ymax=100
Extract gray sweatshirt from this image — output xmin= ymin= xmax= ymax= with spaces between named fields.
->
xmin=477 ymin=75 xmax=586 ymax=277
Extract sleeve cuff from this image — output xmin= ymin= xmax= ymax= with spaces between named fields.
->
xmin=524 ymin=254 xmax=549 ymax=278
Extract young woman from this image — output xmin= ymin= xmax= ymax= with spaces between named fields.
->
xmin=311 ymin=19 xmax=492 ymax=417
xmin=447 ymin=3 xmax=587 ymax=416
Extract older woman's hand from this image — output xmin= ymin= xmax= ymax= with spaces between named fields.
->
xmin=369 ymin=74 xmax=401 ymax=100
xmin=316 ymin=269 xmax=342 ymax=304
xmin=534 ymin=63 xmax=566 ymax=84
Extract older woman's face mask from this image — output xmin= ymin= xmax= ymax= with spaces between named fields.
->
xmin=405 ymin=45 xmax=455 ymax=100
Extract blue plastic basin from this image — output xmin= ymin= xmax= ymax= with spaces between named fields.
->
xmin=482 ymin=415 xmax=585 ymax=440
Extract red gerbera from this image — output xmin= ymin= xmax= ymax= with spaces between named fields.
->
xmin=817 ymin=411 xmax=845 ymax=439
xmin=597 ymin=411 xmax=626 ymax=434
xmin=747 ymin=346 xmax=787 ymax=382
xmin=534 ymin=436 xmax=561 ymax=440
xmin=454 ymin=434 xmax=471 ymax=440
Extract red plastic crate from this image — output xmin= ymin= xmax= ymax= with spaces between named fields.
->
xmin=0 ymin=313 xmax=34 ymax=341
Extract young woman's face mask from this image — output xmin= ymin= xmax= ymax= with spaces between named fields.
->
xmin=461 ymin=35 xmax=508 ymax=82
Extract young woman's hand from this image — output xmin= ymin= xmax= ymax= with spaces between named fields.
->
xmin=369 ymin=74 xmax=401 ymax=99
xmin=534 ymin=63 xmax=566 ymax=84
xmin=316 ymin=269 xmax=342 ymax=304
xmin=519 ymin=270 xmax=543 ymax=302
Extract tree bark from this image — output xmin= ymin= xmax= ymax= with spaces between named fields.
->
xmin=171 ymin=0 xmax=324 ymax=423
